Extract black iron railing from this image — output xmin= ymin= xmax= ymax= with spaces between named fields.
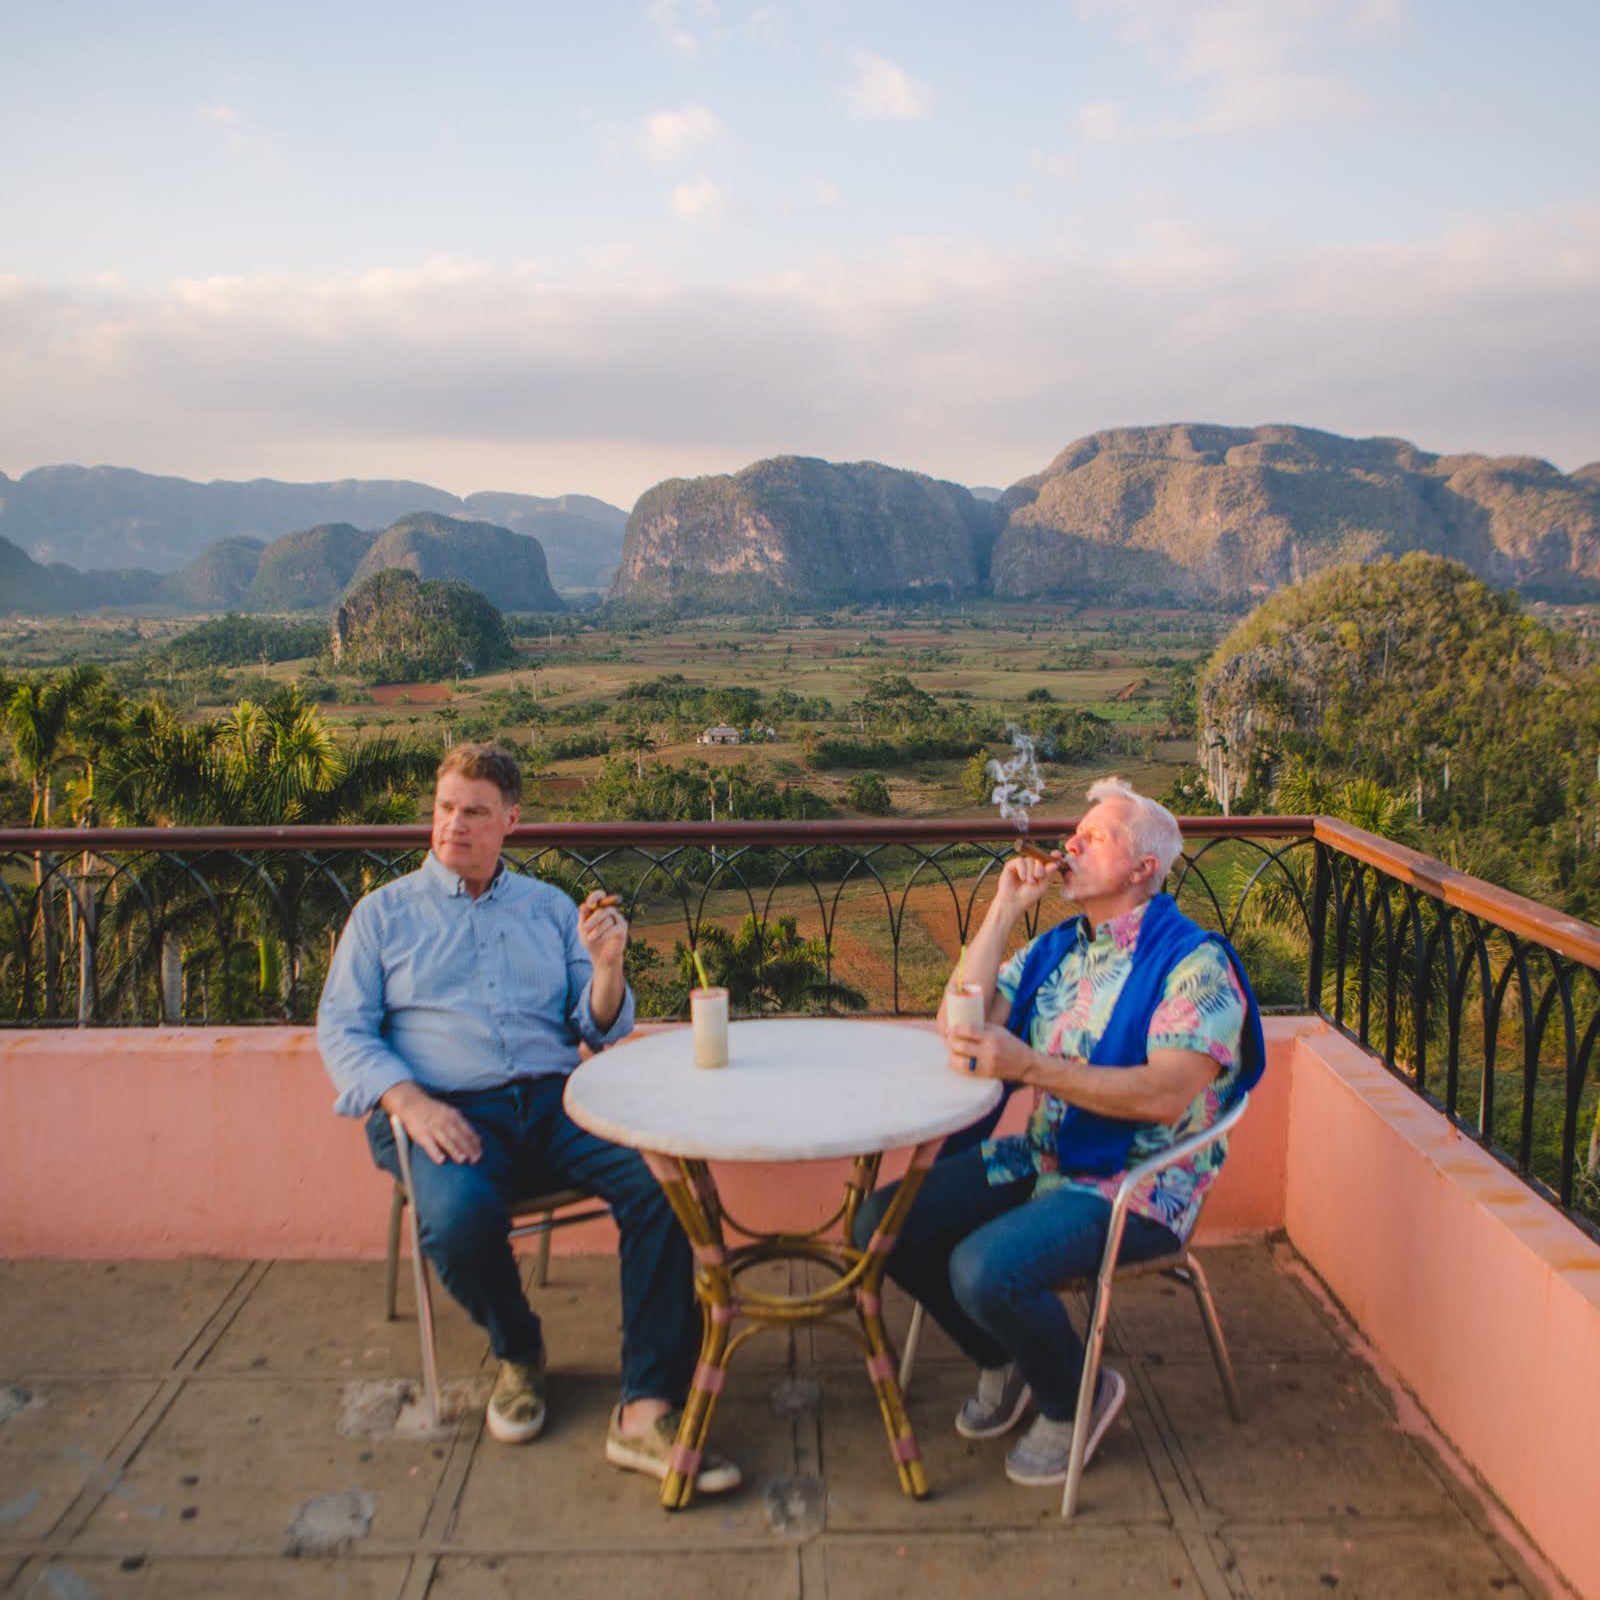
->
xmin=2 ymin=815 xmax=1596 ymax=1238
xmin=1307 ymin=818 xmax=1600 ymax=1239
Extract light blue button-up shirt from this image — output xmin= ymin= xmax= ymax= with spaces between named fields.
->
xmin=316 ymin=851 xmax=635 ymax=1117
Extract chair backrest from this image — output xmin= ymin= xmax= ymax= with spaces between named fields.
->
xmin=1111 ymin=1090 xmax=1251 ymax=1248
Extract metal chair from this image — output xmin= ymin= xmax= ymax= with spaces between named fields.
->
xmin=384 ymin=1113 xmax=611 ymax=1425
xmin=896 ymin=1091 xmax=1250 ymax=1519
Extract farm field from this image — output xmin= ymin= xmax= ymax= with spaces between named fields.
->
xmin=315 ymin=604 xmax=1221 ymax=821
xmin=0 ymin=602 xmax=1225 ymax=825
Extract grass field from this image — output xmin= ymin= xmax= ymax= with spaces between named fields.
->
xmin=311 ymin=605 xmax=1221 ymax=820
xmin=1 ymin=602 xmax=1228 ymax=823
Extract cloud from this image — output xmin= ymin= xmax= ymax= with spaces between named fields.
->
xmin=640 ymin=104 xmax=723 ymax=163
xmin=193 ymin=101 xmax=278 ymax=163
xmin=646 ymin=0 xmax=719 ymax=55
xmin=843 ymin=52 xmax=933 ymax=120
xmin=810 ymin=179 xmax=842 ymax=208
xmin=2 ymin=206 xmax=1596 ymax=506
xmin=671 ymin=177 xmax=724 ymax=219
xmin=1077 ymin=101 xmax=1142 ymax=144
xmin=1348 ymin=0 xmax=1406 ymax=42
xmin=1074 ymin=0 xmax=1389 ymax=138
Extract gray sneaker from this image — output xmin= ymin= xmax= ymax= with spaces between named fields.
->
xmin=1003 ymin=1368 xmax=1126 ymax=1486
xmin=485 ymin=1353 xmax=547 ymax=1444
xmin=954 ymin=1362 xmax=1032 ymax=1440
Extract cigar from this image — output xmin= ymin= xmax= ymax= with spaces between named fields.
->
xmin=1012 ymin=842 xmax=1055 ymax=864
xmin=592 ymin=893 xmax=621 ymax=909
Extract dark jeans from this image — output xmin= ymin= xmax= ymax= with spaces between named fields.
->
xmin=368 ymin=1073 xmax=699 ymax=1406
xmin=852 ymin=1147 xmax=1179 ymax=1420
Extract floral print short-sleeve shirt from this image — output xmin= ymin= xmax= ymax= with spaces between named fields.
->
xmin=981 ymin=900 xmax=1246 ymax=1239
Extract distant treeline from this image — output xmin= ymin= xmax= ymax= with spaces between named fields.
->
xmin=618 ymin=673 xmax=832 ymax=726
xmin=138 ymin=613 xmax=328 ymax=672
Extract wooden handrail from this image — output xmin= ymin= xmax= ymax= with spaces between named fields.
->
xmin=0 ymin=816 xmax=1316 ymax=851
xmin=1314 ymin=816 xmax=1600 ymax=969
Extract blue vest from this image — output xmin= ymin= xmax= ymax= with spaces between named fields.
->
xmin=944 ymin=894 xmax=1265 ymax=1172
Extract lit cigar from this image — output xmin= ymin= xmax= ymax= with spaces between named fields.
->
xmin=1013 ymin=842 xmax=1056 ymax=864
xmin=592 ymin=893 xmax=621 ymax=908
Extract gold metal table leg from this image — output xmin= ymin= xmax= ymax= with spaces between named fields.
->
xmin=642 ymin=1153 xmax=734 ymax=1510
xmin=851 ymin=1138 xmax=940 ymax=1498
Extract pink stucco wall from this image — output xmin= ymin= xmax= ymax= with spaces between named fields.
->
xmin=1283 ymin=1028 xmax=1600 ymax=1600
xmin=0 ymin=1019 xmax=1298 ymax=1257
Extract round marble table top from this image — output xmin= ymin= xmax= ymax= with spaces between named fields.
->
xmin=563 ymin=1017 xmax=1002 ymax=1162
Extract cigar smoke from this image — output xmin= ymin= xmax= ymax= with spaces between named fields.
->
xmin=987 ymin=725 xmax=1044 ymax=827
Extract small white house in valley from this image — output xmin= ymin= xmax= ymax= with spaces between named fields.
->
xmin=697 ymin=724 xmax=742 ymax=745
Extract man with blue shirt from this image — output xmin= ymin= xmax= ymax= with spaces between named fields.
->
xmin=318 ymin=744 xmax=739 ymax=1494
xmin=853 ymin=778 xmax=1263 ymax=1489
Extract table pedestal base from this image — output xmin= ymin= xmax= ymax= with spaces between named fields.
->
xmin=642 ymin=1142 xmax=940 ymax=1510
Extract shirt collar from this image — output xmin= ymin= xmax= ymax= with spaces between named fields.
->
xmin=422 ymin=849 xmax=506 ymax=900
xmin=1078 ymin=897 xmax=1150 ymax=953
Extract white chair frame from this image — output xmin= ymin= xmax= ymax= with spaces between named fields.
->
xmin=385 ymin=1113 xmax=610 ymax=1426
xmin=897 ymin=1091 xmax=1250 ymax=1519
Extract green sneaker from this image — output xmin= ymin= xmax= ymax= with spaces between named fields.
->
xmin=485 ymin=1354 xmax=547 ymax=1444
xmin=604 ymin=1405 xmax=742 ymax=1494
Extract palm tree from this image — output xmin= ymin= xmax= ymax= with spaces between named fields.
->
xmin=621 ymin=723 xmax=658 ymax=779
xmin=58 ymin=679 xmax=134 ymax=826
xmin=3 ymin=666 xmax=104 ymax=1015
xmin=104 ymin=684 xmax=434 ymax=828
xmin=683 ymin=914 xmax=867 ymax=1016
xmin=96 ymin=684 xmax=437 ymax=1020
xmin=5 ymin=665 xmax=104 ymax=826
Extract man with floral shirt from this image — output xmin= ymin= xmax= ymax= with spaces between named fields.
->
xmin=853 ymin=777 xmax=1263 ymax=1488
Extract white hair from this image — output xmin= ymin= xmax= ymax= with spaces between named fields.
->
xmin=1085 ymin=776 xmax=1184 ymax=882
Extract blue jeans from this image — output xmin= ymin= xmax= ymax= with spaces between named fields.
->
xmin=853 ymin=1147 xmax=1179 ymax=1420
xmin=368 ymin=1073 xmax=699 ymax=1406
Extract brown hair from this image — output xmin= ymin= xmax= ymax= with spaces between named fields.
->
xmin=436 ymin=743 xmax=523 ymax=806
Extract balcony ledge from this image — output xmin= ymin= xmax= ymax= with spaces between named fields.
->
xmin=1 ymin=1018 xmax=1595 ymax=1598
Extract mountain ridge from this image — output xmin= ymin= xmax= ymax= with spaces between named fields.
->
xmin=0 ymin=465 xmax=626 ymax=590
xmin=7 ymin=425 xmax=1598 ymax=614
xmin=0 ymin=511 xmax=565 ymax=616
xmin=989 ymin=423 xmax=1600 ymax=602
xmin=612 ymin=455 xmax=990 ymax=605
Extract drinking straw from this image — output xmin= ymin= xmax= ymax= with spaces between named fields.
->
xmin=693 ymin=948 xmax=711 ymax=990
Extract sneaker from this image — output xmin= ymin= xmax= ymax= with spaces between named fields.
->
xmin=1003 ymin=1368 xmax=1126 ymax=1486
xmin=604 ymin=1405 xmax=743 ymax=1495
xmin=954 ymin=1363 xmax=1032 ymax=1440
xmin=485 ymin=1354 xmax=547 ymax=1444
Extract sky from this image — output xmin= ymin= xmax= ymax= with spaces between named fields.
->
xmin=3 ymin=0 xmax=1598 ymax=511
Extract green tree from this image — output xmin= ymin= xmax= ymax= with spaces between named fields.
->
xmin=846 ymin=772 xmax=893 ymax=815
xmin=103 ymin=684 xmax=434 ymax=827
xmin=2 ymin=665 xmax=106 ymax=1015
xmin=684 ymin=914 xmax=867 ymax=1016
xmin=855 ymin=672 xmax=938 ymax=735
xmin=93 ymin=686 xmax=437 ymax=1021
xmin=621 ymin=723 xmax=658 ymax=779
xmin=962 ymin=752 xmax=994 ymax=805
xmin=5 ymin=664 xmax=104 ymax=826
xmin=142 ymin=614 xmax=326 ymax=672
xmin=1164 ymin=662 xmax=1198 ymax=736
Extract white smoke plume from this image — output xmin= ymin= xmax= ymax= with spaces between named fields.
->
xmin=987 ymin=726 xmax=1044 ymax=827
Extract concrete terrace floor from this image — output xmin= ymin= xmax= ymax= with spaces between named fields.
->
xmin=0 ymin=1242 xmax=1562 ymax=1600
